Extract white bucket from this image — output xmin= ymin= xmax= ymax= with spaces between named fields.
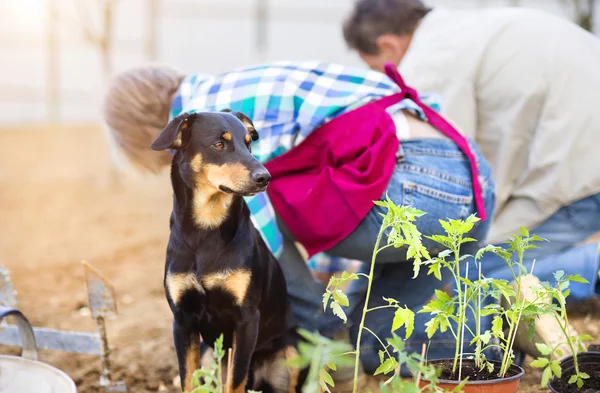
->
xmin=0 ymin=307 xmax=77 ymax=393
xmin=0 ymin=355 xmax=77 ymax=393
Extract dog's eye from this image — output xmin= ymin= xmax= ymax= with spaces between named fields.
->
xmin=213 ymin=142 xmax=225 ymax=150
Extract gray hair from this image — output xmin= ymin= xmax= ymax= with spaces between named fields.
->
xmin=343 ymin=0 xmax=431 ymax=55
xmin=102 ymin=64 xmax=185 ymax=173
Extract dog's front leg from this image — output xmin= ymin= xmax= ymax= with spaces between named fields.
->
xmin=225 ymin=309 xmax=259 ymax=393
xmin=173 ymin=318 xmax=201 ymax=392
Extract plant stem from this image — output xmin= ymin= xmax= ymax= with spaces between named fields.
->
xmin=367 ymin=305 xmax=398 ymax=313
xmin=558 ymin=305 xmax=580 ymax=375
xmin=500 ymin=259 xmax=536 ymax=377
xmin=452 ymin=246 xmax=464 ymax=375
xmin=458 ymin=262 xmax=469 ymax=381
xmin=306 ymin=343 xmax=324 ymax=393
xmin=352 ymin=225 xmax=386 ymax=393
xmin=475 ymin=262 xmax=482 ymax=368
xmin=363 ymin=326 xmax=394 ymax=361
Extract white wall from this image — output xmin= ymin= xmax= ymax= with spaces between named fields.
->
xmin=0 ymin=0 xmax=597 ymax=124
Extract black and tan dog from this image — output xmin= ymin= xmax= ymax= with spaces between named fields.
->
xmin=151 ymin=109 xmax=302 ymax=393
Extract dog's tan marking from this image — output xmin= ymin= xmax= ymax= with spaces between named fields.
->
xmin=190 ymin=153 xmax=203 ymax=172
xmin=192 ymin=188 xmax=233 ymax=229
xmin=241 ymin=119 xmax=255 ymax=133
xmin=184 ymin=341 xmax=200 ymax=392
xmin=244 ymin=134 xmax=251 ymax=144
xmin=202 ymin=269 xmax=251 ymax=305
xmin=205 ymin=163 xmax=252 ymax=192
xmin=222 ymin=132 xmax=232 ymax=141
xmin=251 ymin=346 xmax=300 ymax=393
xmin=166 ymin=273 xmax=203 ymax=304
xmin=285 ymin=347 xmax=300 ymax=393
xmin=232 ymin=379 xmax=246 ymax=393
xmin=191 ymin=162 xmax=252 ymax=229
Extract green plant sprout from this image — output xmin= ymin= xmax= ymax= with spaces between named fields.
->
xmin=186 ymin=335 xmax=261 ymax=393
xmin=287 ymin=329 xmax=354 ymax=393
xmin=471 ymin=228 xmax=549 ymax=378
xmin=530 ymin=271 xmax=591 ymax=388
xmin=187 ymin=334 xmax=225 ymax=393
xmin=418 ymin=214 xmax=482 ymax=379
xmin=378 ymin=334 xmax=465 ymax=393
xmin=421 ymin=222 xmax=571 ymax=383
xmin=323 ymin=196 xmax=430 ymax=393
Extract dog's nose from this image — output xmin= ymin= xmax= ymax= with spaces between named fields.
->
xmin=252 ymin=171 xmax=271 ymax=186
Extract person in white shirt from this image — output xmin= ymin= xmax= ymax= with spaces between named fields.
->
xmin=344 ymin=0 xmax=600 ymax=359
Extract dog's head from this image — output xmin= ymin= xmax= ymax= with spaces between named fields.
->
xmin=151 ymin=110 xmax=269 ymax=196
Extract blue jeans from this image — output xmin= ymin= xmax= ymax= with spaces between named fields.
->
xmin=474 ymin=192 xmax=600 ymax=301
xmin=455 ymin=192 xmax=600 ymax=366
xmin=278 ymin=138 xmax=496 ymax=374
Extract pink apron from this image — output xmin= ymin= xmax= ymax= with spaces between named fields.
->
xmin=265 ymin=62 xmax=486 ymax=257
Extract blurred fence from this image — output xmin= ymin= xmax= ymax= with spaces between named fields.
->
xmin=0 ymin=0 xmax=597 ymax=125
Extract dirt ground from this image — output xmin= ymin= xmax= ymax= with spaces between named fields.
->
xmin=0 ymin=125 xmax=599 ymax=393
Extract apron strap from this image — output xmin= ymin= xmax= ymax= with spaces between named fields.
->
xmin=383 ymin=63 xmax=487 ymax=221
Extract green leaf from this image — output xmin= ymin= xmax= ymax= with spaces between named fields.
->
xmin=479 ymin=330 xmax=492 ymax=345
xmin=550 ymin=361 xmax=562 ymax=378
xmin=392 ymin=307 xmax=415 ymax=339
xmin=541 ymin=366 xmax=553 ymax=387
xmin=492 ymin=316 xmax=504 ymax=339
xmin=536 ymin=343 xmax=551 ymax=356
xmin=564 ymin=274 xmax=589 ymax=284
xmin=374 ymin=357 xmax=398 ymax=376
xmin=330 ymin=302 xmax=347 ymax=323
xmin=580 ymin=372 xmax=590 ymax=379
xmin=373 ymin=200 xmax=389 ymax=208
xmin=427 ymin=260 xmax=443 ymax=281
xmin=481 ymin=304 xmax=500 ymax=316
xmin=434 ymin=289 xmax=453 ymax=303
xmin=530 ymin=358 xmax=549 ymax=368
xmin=341 ymin=271 xmax=359 ymax=281
xmin=319 ymin=368 xmax=334 ymax=393
xmin=322 ymin=291 xmax=331 ymax=312
xmin=520 ymin=226 xmax=529 ymax=237
xmin=326 ymin=360 xmax=337 ymax=372
xmin=383 ymin=296 xmax=399 ymax=305
xmin=554 ymin=270 xmax=565 ymax=282
xmin=580 ymin=334 xmax=593 ymax=341
xmin=424 ymin=318 xmax=440 ymax=339
xmin=332 ymin=290 xmax=349 ymax=307
xmin=568 ymin=374 xmax=578 ymax=384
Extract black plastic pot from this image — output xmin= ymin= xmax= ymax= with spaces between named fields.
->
xmin=548 ymin=351 xmax=600 ymax=393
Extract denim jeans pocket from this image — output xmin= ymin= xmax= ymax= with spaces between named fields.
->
xmin=402 ymin=181 xmax=473 ymax=222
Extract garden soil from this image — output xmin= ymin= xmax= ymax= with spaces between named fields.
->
xmin=1 ymin=126 xmax=599 ymax=393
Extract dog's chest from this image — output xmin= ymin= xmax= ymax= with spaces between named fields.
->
xmin=200 ymin=269 xmax=252 ymax=305
xmin=166 ymin=268 xmax=252 ymax=308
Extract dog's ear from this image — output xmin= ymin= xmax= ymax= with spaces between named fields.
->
xmin=221 ymin=109 xmax=259 ymax=142
xmin=151 ymin=112 xmax=195 ymax=151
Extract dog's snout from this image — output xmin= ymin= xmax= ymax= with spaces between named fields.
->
xmin=252 ymin=171 xmax=271 ymax=186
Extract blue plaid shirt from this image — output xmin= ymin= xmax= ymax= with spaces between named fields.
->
xmin=170 ymin=61 xmax=441 ymax=273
